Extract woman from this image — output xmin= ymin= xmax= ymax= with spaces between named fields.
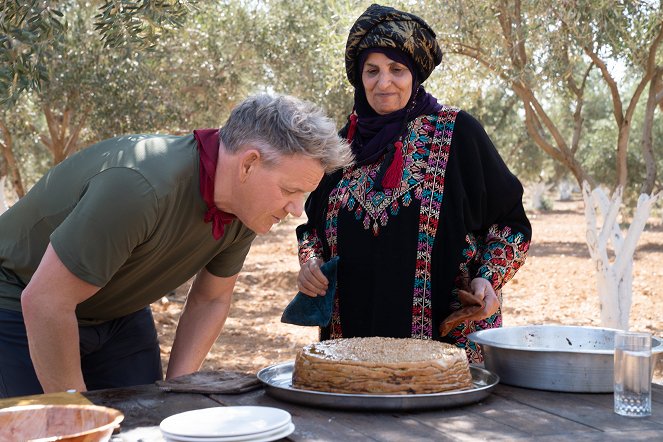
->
xmin=295 ymin=4 xmax=531 ymax=362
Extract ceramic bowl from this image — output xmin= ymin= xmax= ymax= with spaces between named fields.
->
xmin=0 ymin=404 xmax=124 ymax=441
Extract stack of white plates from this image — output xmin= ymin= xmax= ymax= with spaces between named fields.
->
xmin=159 ymin=406 xmax=294 ymax=442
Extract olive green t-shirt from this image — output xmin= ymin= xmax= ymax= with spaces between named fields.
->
xmin=0 ymin=134 xmax=256 ymax=324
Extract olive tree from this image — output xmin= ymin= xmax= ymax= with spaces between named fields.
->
xmin=426 ymin=0 xmax=663 ymax=329
xmin=0 ymin=0 xmax=197 ymax=197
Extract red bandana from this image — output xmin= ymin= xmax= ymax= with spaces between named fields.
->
xmin=194 ymin=129 xmax=235 ymax=240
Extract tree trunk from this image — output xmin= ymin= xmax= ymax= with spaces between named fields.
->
xmin=615 ymin=123 xmax=630 ymax=189
xmin=582 ymin=182 xmax=661 ymax=330
xmin=641 ymin=68 xmax=661 ymax=195
xmin=521 ymin=100 xmax=592 ymax=189
xmin=0 ymin=119 xmax=25 ymax=198
xmin=529 ymin=182 xmax=551 ymax=210
xmin=41 ymin=103 xmax=89 ymax=166
xmin=0 ymin=176 xmax=7 ymax=214
xmin=581 ymin=22 xmax=662 ymax=190
xmin=449 ymin=3 xmax=595 ymax=192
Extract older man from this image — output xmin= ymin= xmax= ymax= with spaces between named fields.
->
xmin=0 ymin=93 xmax=353 ymax=398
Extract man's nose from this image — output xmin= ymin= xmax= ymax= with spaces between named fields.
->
xmin=286 ymin=199 xmax=304 ymax=217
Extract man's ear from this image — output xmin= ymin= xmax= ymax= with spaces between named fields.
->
xmin=238 ymin=149 xmax=261 ymax=183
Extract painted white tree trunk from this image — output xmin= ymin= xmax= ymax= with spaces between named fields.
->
xmin=582 ymin=182 xmax=660 ymax=330
xmin=530 ymin=182 xmax=551 ymax=210
xmin=0 ymin=176 xmax=7 ymax=215
xmin=558 ymin=180 xmax=574 ymax=201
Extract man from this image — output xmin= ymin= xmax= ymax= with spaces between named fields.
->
xmin=0 ymin=93 xmax=353 ymax=398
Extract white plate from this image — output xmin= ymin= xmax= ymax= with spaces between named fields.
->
xmin=160 ymin=422 xmax=292 ymax=442
xmin=159 ymin=406 xmax=292 ymax=438
xmin=162 ymin=422 xmax=295 ymax=442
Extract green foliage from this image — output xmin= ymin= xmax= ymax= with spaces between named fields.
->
xmin=0 ymin=0 xmax=197 ymax=105
xmin=2 ymin=0 xmax=662 ymax=201
xmin=0 ymin=0 xmax=65 ymax=104
xmin=556 ymin=0 xmax=661 ymax=69
xmin=0 ymin=95 xmax=51 ymax=183
xmin=101 ymin=0 xmax=269 ymax=134
xmin=460 ymin=77 xmax=547 ymax=183
xmin=252 ymin=0 xmax=363 ymax=125
xmin=94 ymin=0 xmax=197 ymax=48
xmin=428 ymin=0 xmax=663 ymax=195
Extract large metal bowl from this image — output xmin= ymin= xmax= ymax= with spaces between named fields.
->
xmin=468 ymin=325 xmax=663 ymax=393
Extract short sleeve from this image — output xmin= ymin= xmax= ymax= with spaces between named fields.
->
xmin=50 ymin=168 xmax=158 ymax=287
xmin=204 ymin=226 xmax=256 ymax=277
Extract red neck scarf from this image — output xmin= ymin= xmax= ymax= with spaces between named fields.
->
xmin=194 ymin=129 xmax=235 ymax=240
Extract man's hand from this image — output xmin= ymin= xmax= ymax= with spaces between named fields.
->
xmin=296 ymin=258 xmax=328 ymax=297
xmin=439 ymin=277 xmax=500 ymax=336
xmin=21 ymin=243 xmax=100 ymax=393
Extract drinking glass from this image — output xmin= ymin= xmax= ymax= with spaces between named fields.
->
xmin=614 ymin=330 xmax=652 ymax=417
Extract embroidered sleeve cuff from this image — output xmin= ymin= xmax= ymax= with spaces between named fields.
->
xmin=297 ymin=228 xmax=324 ymax=266
xmin=476 ymin=224 xmax=530 ymax=290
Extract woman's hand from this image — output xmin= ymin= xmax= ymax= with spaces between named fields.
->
xmin=297 ymin=258 xmax=329 ymax=297
xmin=439 ymin=277 xmax=500 ymax=336
xmin=468 ymin=277 xmax=500 ymax=318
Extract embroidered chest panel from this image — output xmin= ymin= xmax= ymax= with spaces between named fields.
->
xmin=325 ymin=107 xmax=459 ymax=340
xmin=337 ymin=115 xmax=438 ymax=236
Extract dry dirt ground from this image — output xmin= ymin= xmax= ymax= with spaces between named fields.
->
xmin=152 ymin=195 xmax=663 ymax=382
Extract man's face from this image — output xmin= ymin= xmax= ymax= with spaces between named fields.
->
xmin=234 ymin=152 xmax=325 ymax=234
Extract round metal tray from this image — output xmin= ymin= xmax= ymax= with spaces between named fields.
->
xmin=257 ymin=361 xmax=498 ymax=411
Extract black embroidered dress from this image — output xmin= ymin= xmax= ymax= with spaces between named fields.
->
xmin=296 ymin=107 xmax=531 ymax=362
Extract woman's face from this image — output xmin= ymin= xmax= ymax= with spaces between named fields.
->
xmin=361 ymin=52 xmax=413 ymax=115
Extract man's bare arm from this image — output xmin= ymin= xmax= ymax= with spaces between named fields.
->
xmin=165 ymin=268 xmax=237 ymax=379
xmin=21 ymin=243 xmax=100 ymax=393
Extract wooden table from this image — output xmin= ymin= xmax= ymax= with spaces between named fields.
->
xmin=80 ymin=381 xmax=663 ymax=441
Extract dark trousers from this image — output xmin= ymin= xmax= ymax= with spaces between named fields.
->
xmin=0 ymin=307 xmax=163 ymax=398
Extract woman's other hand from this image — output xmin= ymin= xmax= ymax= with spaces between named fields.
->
xmin=297 ymin=258 xmax=329 ymax=297
xmin=469 ymin=277 xmax=500 ymax=319
xmin=439 ymin=277 xmax=500 ymax=336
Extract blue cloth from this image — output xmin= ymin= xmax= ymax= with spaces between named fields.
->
xmin=281 ymin=256 xmax=339 ymax=327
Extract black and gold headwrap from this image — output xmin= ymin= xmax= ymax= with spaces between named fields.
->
xmin=345 ymin=3 xmax=443 ymax=88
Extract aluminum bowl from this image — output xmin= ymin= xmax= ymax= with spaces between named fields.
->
xmin=468 ymin=325 xmax=663 ymax=393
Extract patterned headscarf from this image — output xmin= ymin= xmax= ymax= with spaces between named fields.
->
xmin=345 ymin=3 xmax=443 ymax=88
xmin=342 ymin=4 xmax=443 ymax=189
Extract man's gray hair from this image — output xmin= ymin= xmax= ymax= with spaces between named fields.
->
xmin=220 ymin=93 xmax=354 ymax=173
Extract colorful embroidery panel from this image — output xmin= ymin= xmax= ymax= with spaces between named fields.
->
xmin=298 ymin=107 xmax=531 ymax=363
xmin=323 ymin=108 xmax=459 ymax=340
xmin=446 ymin=225 xmax=530 ymax=363
xmin=340 ymin=130 xmax=428 ymax=236
xmin=411 ymin=108 xmax=457 ymax=339
xmin=297 ymin=228 xmax=323 ymax=266
xmin=477 ymin=224 xmax=530 ymax=290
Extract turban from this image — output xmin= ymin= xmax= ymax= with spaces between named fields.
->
xmin=345 ymin=3 xmax=443 ymax=87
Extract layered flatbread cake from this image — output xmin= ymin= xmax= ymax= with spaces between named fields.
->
xmin=292 ymin=337 xmax=473 ymax=394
